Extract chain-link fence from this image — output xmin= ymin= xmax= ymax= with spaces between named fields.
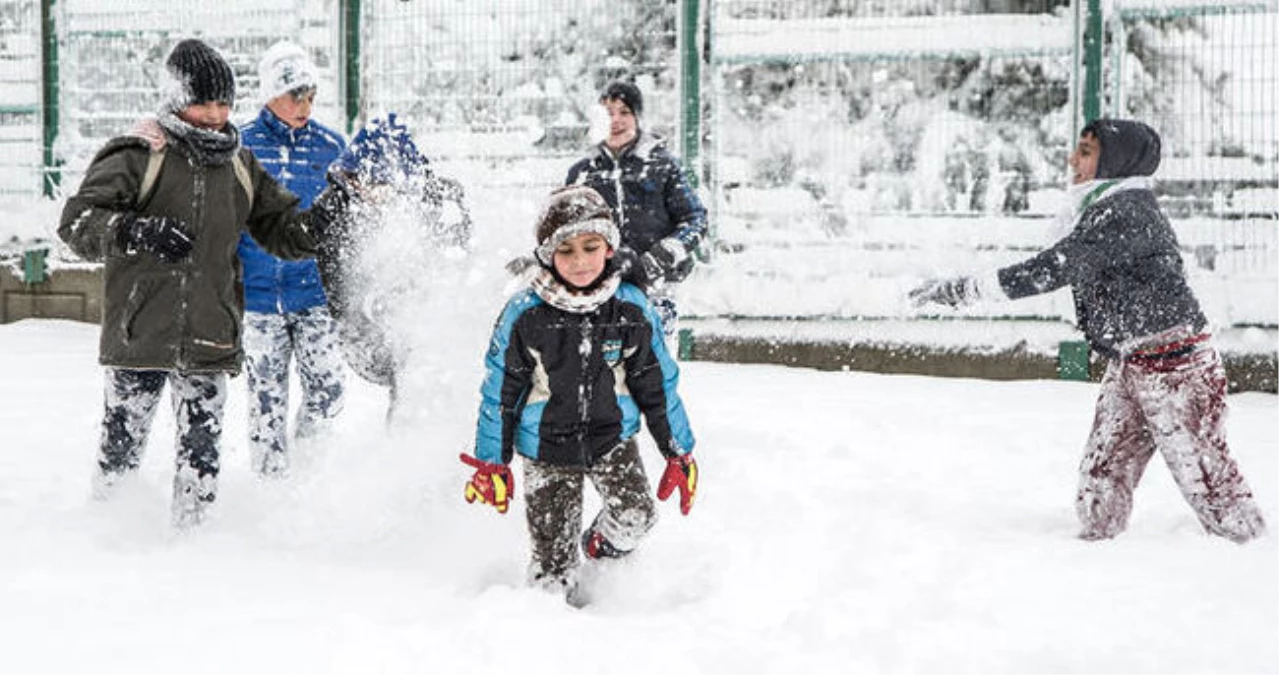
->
xmin=1 ymin=0 xmax=1275 ymax=327
xmin=41 ymin=0 xmax=340 ymax=196
xmin=693 ymin=0 xmax=1078 ymax=321
xmin=359 ymin=0 xmax=681 ymax=194
xmin=0 ymin=1 xmax=42 ymax=196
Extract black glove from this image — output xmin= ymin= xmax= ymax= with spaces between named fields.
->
xmin=117 ymin=213 xmax=194 ymax=262
xmin=307 ymin=179 xmax=354 ymax=243
xmin=909 ymin=276 xmax=979 ymax=309
xmin=643 ymin=237 xmax=695 ymax=284
xmin=612 ymin=245 xmax=652 ymax=290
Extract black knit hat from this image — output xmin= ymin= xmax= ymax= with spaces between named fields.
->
xmin=600 ymin=80 xmax=643 ymax=117
xmin=163 ymin=39 xmax=236 ymax=111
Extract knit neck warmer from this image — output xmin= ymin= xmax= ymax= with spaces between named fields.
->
xmin=531 ymin=267 xmax=620 ymax=314
xmin=157 ymin=110 xmax=241 ymax=166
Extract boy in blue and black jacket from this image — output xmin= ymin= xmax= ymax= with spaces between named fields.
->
xmin=911 ymin=119 xmax=1265 ymax=543
xmin=460 ymin=185 xmax=699 ymax=601
xmin=238 ymin=41 xmax=347 ymax=476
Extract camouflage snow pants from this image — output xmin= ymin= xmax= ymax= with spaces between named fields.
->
xmin=96 ymin=368 xmax=228 ymax=527
xmin=522 ymin=438 xmax=658 ymax=591
xmin=1076 ymin=344 xmax=1266 ymax=543
xmin=243 ymin=306 xmax=345 ymax=476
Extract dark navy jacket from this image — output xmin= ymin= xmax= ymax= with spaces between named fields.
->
xmin=996 ymin=121 xmax=1205 ymax=359
xmin=238 ymin=108 xmax=345 ymax=314
xmin=474 ymin=283 xmax=695 ymax=467
xmin=565 ymin=131 xmax=707 ymax=255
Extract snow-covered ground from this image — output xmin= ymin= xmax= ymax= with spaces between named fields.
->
xmin=1 ymin=318 xmax=1274 ymax=674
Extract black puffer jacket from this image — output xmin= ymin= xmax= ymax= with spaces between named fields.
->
xmin=565 ymin=130 xmax=706 ymax=255
xmin=997 ymin=120 xmax=1205 ymax=358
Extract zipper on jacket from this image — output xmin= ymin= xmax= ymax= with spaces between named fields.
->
xmin=575 ymin=314 xmax=594 ymax=466
xmin=177 ymin=162 xmax=204 ymax=369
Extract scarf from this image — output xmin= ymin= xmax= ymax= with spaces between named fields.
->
xmin=531 ymin=267 xmax=620 ymax=314
xmin=1050 ymin=175 xmax=1155 ymax=239
xmin=156 ymin=110 xmax=241 ymax=166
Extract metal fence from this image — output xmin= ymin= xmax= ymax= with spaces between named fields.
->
xmin=1 ymin=0 xmax=1275 ymax=327
xmin=359 ymin=0 xmax=682 ymax=192
xmin=0 ymin=1 xmax=42 ymax=196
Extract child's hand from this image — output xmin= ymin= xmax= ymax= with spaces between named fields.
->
xmin=657 ymin=453 xmax=698 ymax=516
xmin=459 ymin=453 xmax=514 ymax=514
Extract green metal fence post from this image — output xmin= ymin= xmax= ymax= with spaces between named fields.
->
xmin=23 ymin=248 xmax=49 ymax=285
xmin=1082 ymin=0 xmax=1103 ymax=125
xmin=341 ymin=0 xmax=361 ymax=135
xmin=677 ymin=327 xmax=694 ymax=361
xmin=679 ymin=0 xmax=700 ymax=189
xmin=1057 ymin=340 xmax=1091 ymax=381
xmin=40 ymin=0 xmax=60 ymax=198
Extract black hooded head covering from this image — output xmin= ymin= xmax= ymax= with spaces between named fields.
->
xmin=1082 ymin=118 xmax=1162 ymax=179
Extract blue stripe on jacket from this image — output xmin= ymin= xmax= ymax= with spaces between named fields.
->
xmin=475 ymin=290 xmax=542 ymax=464
xmin=238 ymin=108 xmax=346 ymax=314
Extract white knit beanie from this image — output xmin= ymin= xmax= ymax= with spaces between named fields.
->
xmin=257 ymin=41 xmax=318 ymax=103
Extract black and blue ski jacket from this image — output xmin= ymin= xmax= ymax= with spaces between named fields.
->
xmin=474 ymin=282 xmax=695 ymax=467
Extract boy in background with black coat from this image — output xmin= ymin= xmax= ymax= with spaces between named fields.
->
xmin=565 ymin=80 xmax=707 ymax=338
xmin=910 ymin=118 xmax=1266 ymax=543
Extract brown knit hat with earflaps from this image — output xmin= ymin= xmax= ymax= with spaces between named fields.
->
xmin=534 ymin=185 xmax=620 ymax=266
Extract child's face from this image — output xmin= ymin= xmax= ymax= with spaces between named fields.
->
xmin=266 ymin=87 xmax=316 ymax=130
xmin=1068 ymin=132 xmax=1101 ymax=184
xmin=603 ymin=98 xmax=638 ymax=149
xmin=553 ymin=233 xmax=613 ymax=288
xmin=178 ymin=101 xmax=232 ymax=131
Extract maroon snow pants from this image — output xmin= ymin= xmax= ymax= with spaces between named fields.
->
xmin=1075 ymin=341 xmax=1265 ymax=543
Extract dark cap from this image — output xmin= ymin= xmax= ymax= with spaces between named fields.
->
xmin=164 ymin=39 xmax=236 ymax=110
xmin=600 ymin=80 xmax=643 ymax=117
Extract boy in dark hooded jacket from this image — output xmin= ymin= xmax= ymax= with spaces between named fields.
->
xmin=460 ymin=185 xmax=698 ymax=603
xmin=59 ymin=39 xmax=339 ymax=528
xmin=910 ymin=119 xmax=1265 ymax=543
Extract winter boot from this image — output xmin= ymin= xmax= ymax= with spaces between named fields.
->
xmin=581 ymin=528 xmax=629 ymax=560
xmin=171 ymin=466 xmax=217 ymax=529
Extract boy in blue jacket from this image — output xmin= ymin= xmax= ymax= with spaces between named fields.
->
xmin=911 ymin=119 xmax=1265 ymax=543
xmin=461 ymin=185 xmax=699 ymax=601
xmin=238 ymin=41 xmax=347 ymax=476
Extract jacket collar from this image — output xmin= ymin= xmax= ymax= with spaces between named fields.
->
xmin=255 ymin=106 xmax=311 ymax=144
xmin=592 ymin=129 xmax=664 ymax=164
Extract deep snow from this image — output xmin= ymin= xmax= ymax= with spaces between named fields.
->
xmin=0 ymin=318 xmax=1274 ymax=675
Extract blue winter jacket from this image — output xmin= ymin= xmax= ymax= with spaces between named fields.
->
xmin=238 ymin=108 xmax=346 ymax=314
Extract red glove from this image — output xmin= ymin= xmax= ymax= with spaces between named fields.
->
xmin=656 ymin=453 xmax=698 ymax=515
xmin=459 ymin=453 xmax=514 ymax=514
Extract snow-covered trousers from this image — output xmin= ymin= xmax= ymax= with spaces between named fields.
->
xmin=650 ymin=284 xmax=679 ymax=340
xmin=522 ymin=438 xmax=658 ymax=590
xmin=96 ymin=368 xmax=227 ymax=525
xmin=243 ymin=306 xmax=345 ymax=476
xmin=1075 ymin=343 xmax=1266 ymax=543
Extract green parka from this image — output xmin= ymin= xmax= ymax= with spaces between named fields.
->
xmin=59 ymin=130 xmax=320 ymax=373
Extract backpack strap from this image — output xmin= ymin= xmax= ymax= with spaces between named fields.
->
xmin=231 ymin=152 xmax=254 ymax=212
xmin=135 ymin=148 xmax=167 ymax=209
xmin=134 ymin=147 xmax=254 ymax=211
